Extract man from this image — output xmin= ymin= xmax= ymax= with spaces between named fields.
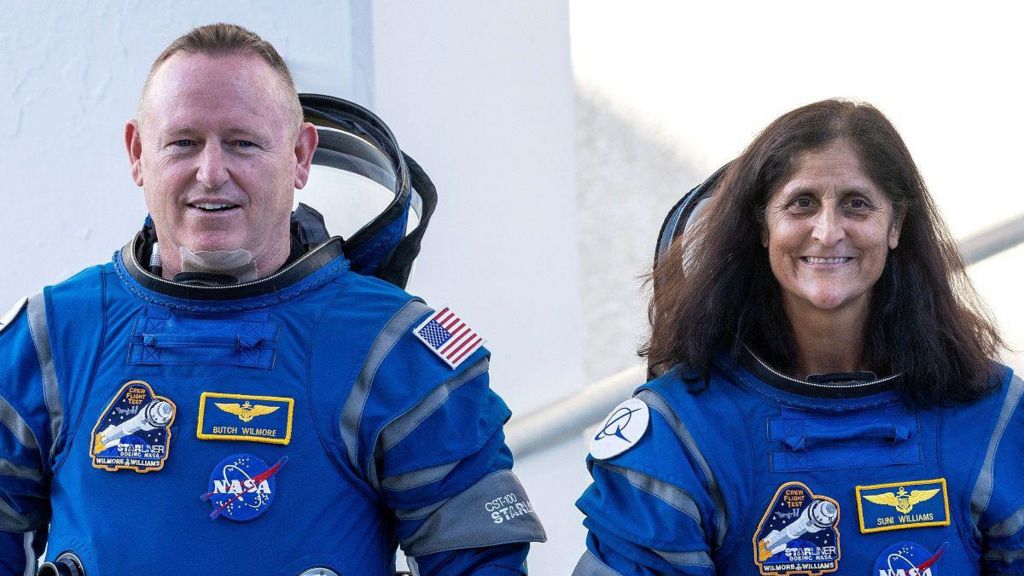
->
xmin=0 ymin=23 xmax=544 ymax=576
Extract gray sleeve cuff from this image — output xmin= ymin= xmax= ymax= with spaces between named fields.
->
xmin=401 ymin=469 xmax=547 ymax=557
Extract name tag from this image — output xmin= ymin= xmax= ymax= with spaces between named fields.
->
xmin=856 ymin=478 xmax=950 ymax=533
xmin=197 ymin=392 xmax=294 ymax=446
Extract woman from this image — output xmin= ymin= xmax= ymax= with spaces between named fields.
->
xmin=574 ymin=99 xmax=1024 ymax=575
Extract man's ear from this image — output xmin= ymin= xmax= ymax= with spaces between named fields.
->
xmin=125 ymin=120 xmax=144 ymax=187
xmin=293 ymin=122 xmax=319 ymax=189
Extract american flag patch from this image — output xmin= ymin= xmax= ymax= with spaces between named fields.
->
xmin=413 ymin=307 xmax=486 ymax=369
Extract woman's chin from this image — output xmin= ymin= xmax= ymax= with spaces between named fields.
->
xmin=788 ymin=289 xmax=868 ymax=316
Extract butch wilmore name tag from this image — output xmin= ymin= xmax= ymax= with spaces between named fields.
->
xmin=197 ymin=392 xmax=294 ymax=446
xmin=855 ymin=478 xmax=950 ymax=533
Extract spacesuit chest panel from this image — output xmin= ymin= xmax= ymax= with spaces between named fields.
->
xmin=718 ymin=390 xmax=976 ymax=575
xmin=48 ymin=292 xmax=396 ymax=576
xmin=127 ymin=305 xmax=280 ymax=369
xmin=768 ymin=404 xmax=922 ymax=472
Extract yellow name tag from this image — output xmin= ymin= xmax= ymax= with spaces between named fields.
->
xmin=197 ymin=392 xmax=294 ymax=446
xmin=855 ymin=478 xmax=951 ymax=534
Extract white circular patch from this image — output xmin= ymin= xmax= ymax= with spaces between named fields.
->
xmin=590 ymin=397 xmax=650 ymax=460
xmin=298 ymin=569 xmax=339 ymax=576
xmin=0 ymin=296 xmax=28 ymax=335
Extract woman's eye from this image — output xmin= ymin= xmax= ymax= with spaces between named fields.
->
xmin=790 ymin=197 xmax=814 ymax=209
xmin=848 ymin=197 xmax=871 ymax=210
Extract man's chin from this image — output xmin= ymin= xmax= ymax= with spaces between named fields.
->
xmin=177 ymin=232 xmax=248 ymax=255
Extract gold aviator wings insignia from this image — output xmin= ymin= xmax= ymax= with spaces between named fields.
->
xmin=214 ymin=402 xmax=280 ymax=423
xmin=864 ymin=487 xmax=941 ymax=514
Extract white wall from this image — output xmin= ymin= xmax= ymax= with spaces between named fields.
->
xmin=369 ymin=3 xmax=586 ymax=573
xmin=0 ymin=2 xmax=362 ymax=306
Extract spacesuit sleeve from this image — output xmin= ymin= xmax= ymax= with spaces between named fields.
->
xmin=574 ymin=388 xmax=719 ymax=576
xmin=340 ymin=301 xmax=545 ymax=575
xmin=0 ymin=296 xmax=57 ymax=575
xmin=973 ymin=374 xmax=1024 ymax=575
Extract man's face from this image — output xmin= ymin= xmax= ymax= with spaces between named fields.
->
xmin=126 ymin=52 xmax=316 ymax=276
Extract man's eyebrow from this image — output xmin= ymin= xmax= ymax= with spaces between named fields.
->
xmin=224 ymin=127 xmax=265 ymax=138
xmin=163 ymin=127 xmax=198 ymax=139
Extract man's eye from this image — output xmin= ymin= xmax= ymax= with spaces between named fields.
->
xmin=234 ymin=140 xmax=256 ymax=148
xmin=171 ymin=140 xmax=194 ymax=147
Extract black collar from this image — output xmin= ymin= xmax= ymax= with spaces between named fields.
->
xmin=736 ymin=343 xmax=901 ymax=399
xmin=121 ymin=231 xmax=345 ymax=301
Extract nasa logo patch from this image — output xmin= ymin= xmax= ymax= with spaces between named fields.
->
xmin=298 ymin=569 xmax=340 ymax=576
xmin=874 ymin=541 xmax=947 ymax=575
xmin=590 ymin=398 xmax=649 ymax=460
xmin=202 ymin=453 xmax=287 ymax=521
xmin=753 ymin=482 xmax=841 ymax=575
xmin=90 ymin=381 xmax=176 ymax=473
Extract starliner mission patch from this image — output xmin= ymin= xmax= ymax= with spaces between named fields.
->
xmin=753 ymin=482 xmax=841 ymax=575
xmin=90 ymin=380 xmax=176 ymax=473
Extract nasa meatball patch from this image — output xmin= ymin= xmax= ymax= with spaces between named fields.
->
xmin=202 ymin=454 xmax=287 ymax=521
xmin=90 ymin=380 xmax=177 ymax=473
xmin=753 ymin=482 xmax=841 ymax=575
xmin=873 ymin=541 xmax=947 ymax=575
xmin=590 ymin=398 xmax=649 ymax=460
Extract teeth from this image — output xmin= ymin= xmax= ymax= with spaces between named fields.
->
xmin=805 ymin=257 xmax=850 ymax=264
xmin=193 ymin=203 xmax=234 ymax=211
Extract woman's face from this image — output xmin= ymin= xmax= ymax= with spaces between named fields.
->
xmin=762 ymin=139 xmax=902 ymax=321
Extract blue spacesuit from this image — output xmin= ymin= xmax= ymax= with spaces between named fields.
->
xmin=575 ymin=345 xmax=1024 ymax=575
xmin=0 ymin=230 xmax=545 ymax=575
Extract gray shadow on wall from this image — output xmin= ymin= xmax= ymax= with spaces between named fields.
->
xmin=576 ymin=85 xmax=705 ymax=383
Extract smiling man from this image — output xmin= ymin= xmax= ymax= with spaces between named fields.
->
xmin=126 ymin=42 xmax=315 ymax=280
xmin=0 ymin=23 xmax=543 ymax=576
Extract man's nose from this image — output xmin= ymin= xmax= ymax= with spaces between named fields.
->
xmin=195 ymin=143 xmax=229 ymax=189
xmin=811 ymin=207 xmax=845 ymax=246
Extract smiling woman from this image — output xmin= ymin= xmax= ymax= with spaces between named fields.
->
xmin=574 ymin=99 xmax=1024 ymax=575
xmin=762 ymin=140 xmax=903 ymax=375
xmin=645 ymin=99 xmax=999 ymax=403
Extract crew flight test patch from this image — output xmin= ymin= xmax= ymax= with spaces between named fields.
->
xmin=753 ymin=481 xmax=841 ymax=575
xmin=90 ymin=380 xmax=176 ymax=473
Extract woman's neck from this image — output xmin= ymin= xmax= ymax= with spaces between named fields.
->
xmin=785 ymin=302 xmax=870 ymax=378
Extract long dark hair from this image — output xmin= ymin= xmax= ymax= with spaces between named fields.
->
xmin=644 ymin=99 xmax=1003 ymax=405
